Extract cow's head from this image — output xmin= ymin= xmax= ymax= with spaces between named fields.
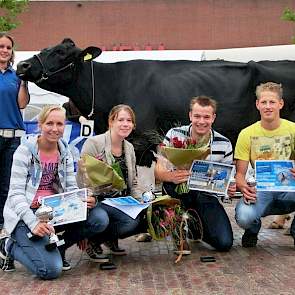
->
xmin=17 ymin=38 xmax=102 ymax=87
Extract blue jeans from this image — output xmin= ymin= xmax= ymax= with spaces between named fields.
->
xmin=0 ymin=137 xmax=20 ymax=226
xmin=8 ymin=221 xmax=63 ymax=280
xmin=235 ymin=191 xmax=295 ymax=237
xmin=163 ymin=182 xmax=233 ymax=252
xmin=8 ymin=205 xmax=109 ymax=280
xmin=91 ymin=203 xmax=140 ymax=244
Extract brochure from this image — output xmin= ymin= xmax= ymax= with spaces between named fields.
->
xmin=105 ymin=196 xmax=142 ymax=206
xmin=187 ymin=160 xmax=234 ymax=195
xmin=255 ymin=160 xmax=295 ymax=191
xmin=102 ymin=196 xmax=150 ymax=219
xmin=41 ymin=188 xmax=88 ymax=226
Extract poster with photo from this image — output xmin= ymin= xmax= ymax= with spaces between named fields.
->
xmin=255 ymin=160 xmax=295 ymax=191
xmin=41 ymin=188 xmax=87 ymax=226
xmin=187 ymin=160 xmax=234 ymax=195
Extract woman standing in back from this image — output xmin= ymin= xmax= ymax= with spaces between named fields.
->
xmin=0 ymin=32 xmax=30 ymax=231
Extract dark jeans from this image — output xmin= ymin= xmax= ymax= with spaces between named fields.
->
xmin=0 ymin=137 xmax=20 ymax=226
xmin=55 ymin=205 xmax=109 ymax=249
xmin=90 ymin=203 xmax=141 ymax=244
xmin=163 ymin=182 xmax=233 ymax=252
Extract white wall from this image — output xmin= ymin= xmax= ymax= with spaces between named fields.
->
xmin=98 ymin=50 xmax=205 ymax=62
xmin=204 ymin=44 xmax=295 ymax=62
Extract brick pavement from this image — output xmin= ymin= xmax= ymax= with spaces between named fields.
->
xmin=1 ymin=200 xmax=294 ymax=295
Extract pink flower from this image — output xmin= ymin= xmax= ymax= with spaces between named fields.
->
xmin=164 ymin=208 xmax=175 ymax=219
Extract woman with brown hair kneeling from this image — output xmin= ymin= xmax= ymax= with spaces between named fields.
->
xmin=77 ymin=104 xmax=143 ymax=259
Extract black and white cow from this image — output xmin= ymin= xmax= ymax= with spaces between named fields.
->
xmin=16 ymin=38 xmax=295 ymax=166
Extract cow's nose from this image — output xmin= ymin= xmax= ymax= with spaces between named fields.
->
xmin=17 ymin=61 xmax=31 ymax=74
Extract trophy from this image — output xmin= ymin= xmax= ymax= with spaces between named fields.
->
xmin=27 ymin=205 xmax=65 ymax=251
xmin=141 ymin=191 xmax=156 ymax=203
xmin=245 ymin=172 xmax=257 ymax=205
xmin=141 ymin=184 xmax=156 ymax=203
xmin=223 ymin=177 xmax=235 ymax=203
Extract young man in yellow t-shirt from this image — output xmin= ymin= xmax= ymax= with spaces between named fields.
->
xmin=235 ymin=82 xmax=295 ymax=247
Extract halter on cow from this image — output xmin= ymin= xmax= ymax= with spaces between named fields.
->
xmin=33 ymin=53 xmax=75 ymax=84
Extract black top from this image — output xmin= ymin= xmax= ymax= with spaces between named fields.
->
xmin=113 ymin=151 xmax=130 ymax=196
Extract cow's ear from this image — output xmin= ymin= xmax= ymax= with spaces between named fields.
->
xmin=62 ymin=38 xmax=75 ymax=46
xmin=79 ymin=47 xmax=102 ymax=62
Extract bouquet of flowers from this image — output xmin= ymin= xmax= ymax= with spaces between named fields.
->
xmin=79 ymin=154 xmax=126 ymax=194
xmin=160 ymin=136 xmax=210 ymax=193
xmin=147 ymin=195 xmax=181 ymax=240
xmin=146 ymin=195 xmax=203 ymax=263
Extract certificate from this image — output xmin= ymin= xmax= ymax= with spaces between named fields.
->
xmin=41 ymin=188 xmax=88 ymax=226
xmin=187 ymin=160 xmax=234 ymax=195
xmin=255 ymin=160 xmax=295 ymax=191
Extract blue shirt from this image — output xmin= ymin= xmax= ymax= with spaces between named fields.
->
xmin=0 ymin=67 xmax=25 ymax=130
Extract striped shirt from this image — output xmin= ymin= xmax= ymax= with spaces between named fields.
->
xmin=163 ymin=124 xmax=233 ymax=164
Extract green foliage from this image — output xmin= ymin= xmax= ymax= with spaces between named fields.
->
xmin=281 ymin=8 xmax=295 ymax=43
xmin=0 ymin=0 xmax=28 ymax=32
xmin=282 ymin=8 xmax=295 ymax=22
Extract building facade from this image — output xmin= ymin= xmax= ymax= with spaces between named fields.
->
xmin=7 ymin=0 xmax=295 ymax=51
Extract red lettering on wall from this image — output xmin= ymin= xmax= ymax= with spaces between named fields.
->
xmin=100 ymin=43 xmax=166 ymax=51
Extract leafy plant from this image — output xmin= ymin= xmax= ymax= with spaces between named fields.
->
xmin=0 ymin=0 xmax=28 ymax=32
xmin=281 ymin=8 xmax=295 ymax=43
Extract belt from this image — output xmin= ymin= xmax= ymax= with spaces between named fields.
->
xmin=0 ymin=129 xmax=26 ymax=138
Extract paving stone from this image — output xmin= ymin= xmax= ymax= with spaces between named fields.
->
xmin=0 ymin=200 xmax=294 ymax=294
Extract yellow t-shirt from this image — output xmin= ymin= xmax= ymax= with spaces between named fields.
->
xmin=234 ymin=119 xmax=295 ymax=166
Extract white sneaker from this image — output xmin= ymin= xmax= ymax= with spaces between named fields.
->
xmin=136 ymin=233 xmax=152 ymax=242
